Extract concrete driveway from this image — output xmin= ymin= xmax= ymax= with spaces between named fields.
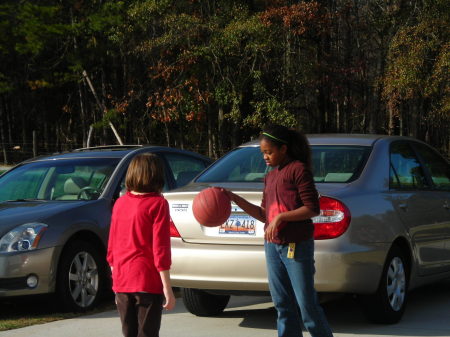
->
xmin=1 ymin=280 xmax=449 ymax=337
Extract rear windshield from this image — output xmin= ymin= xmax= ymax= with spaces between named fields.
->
xmin=0 ymin=158 xmax=120 ymax=202
xmin=196 ymin=145 xmax=371 ymax=183
xmin=312 ymin=146 xmax=371 ymax=182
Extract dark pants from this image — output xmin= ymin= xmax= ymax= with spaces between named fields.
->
xmin=115 ymin=292 xmax=164 ymax=337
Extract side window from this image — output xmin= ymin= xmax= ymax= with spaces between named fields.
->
xmin=413 ymin=143 xmax=450 ymax=191
xmin=390 ymin=142 xmax=429 ymax=190
xmin=0 ymin=167 xmax=47 ymax=201
xmin=163 ymin=153 xmax=208 ymax=188
xmin=312 ymin=146 xmax=370 ymax=182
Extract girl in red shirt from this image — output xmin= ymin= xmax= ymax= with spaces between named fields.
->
xmin=107 ymin=153 xmax=175 ymax=337
xmin=225 ymin=125 xmax=333 ymax=337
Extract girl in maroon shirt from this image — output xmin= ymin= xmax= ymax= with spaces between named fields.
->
xmin=107 ymin=153 xmax=175 ymax=337
xmin=225 ymin=125 xmax=333 ymax=337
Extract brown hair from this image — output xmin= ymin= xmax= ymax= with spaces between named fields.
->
xmin=125 ymin=153 xmax=165 ymax=193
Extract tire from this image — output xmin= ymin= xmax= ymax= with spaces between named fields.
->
xmin=56 ymin=240 xmax=106 ymax=312
xmin=359 ymin=245 xmax=409 ymax=324
xmin=181 ymin=288 xmax=230 ymax=316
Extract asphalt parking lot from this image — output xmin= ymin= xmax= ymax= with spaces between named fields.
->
xmin=1 ymin=280 xmax=449 ymax=337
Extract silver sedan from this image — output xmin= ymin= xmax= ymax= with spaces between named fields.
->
xmin=165 ymin=134 xmax=450 ymax=324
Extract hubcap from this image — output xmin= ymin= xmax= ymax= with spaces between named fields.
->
xmin=386 ymin=256 xmax=406 ymax=311
xmin=68 ymin=251 xmax=99 ymax=308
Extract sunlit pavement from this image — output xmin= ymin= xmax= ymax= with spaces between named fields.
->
xmin=1 ymin=280 xmax=449 ymax=337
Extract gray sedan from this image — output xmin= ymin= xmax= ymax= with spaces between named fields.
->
xmin=0 ymin=145 xmax=211 ymax=311
xmin=165 ymin=134 xmax=450 ymax=323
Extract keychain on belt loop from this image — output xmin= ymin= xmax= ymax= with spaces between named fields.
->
xmin=287 ymin=243 xmax=295 ymax=258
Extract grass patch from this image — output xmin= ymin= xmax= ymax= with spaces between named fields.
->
xmin=0 ymin=289 xmax=181 ymax=331
xmin=0 ymin=314 xmax=78 ymax=331
xmin=0 ymin=296 xmax=115 ymax=332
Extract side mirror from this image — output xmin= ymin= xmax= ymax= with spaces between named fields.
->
xmin=119 ymin=187 xmax=127 ymax=198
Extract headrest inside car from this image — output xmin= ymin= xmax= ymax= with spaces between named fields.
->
xmin=64 ymin=177 xmax=89 ymax=194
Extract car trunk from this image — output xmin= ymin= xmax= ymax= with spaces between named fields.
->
xmin=165 ymin=182 xmax=348 ymax=245
xmin=166 ymin=186 xmax=263 ymax=245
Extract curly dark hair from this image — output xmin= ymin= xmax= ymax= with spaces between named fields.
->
xmin=260 ymin=125 xmax=312 ymax=170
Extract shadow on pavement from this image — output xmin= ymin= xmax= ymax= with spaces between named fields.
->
xmin=1 ymin=279 xmax=449 ymax=337
xmin=200 ymin=279 xmax=450 ymax=336
xmin=0 ymin=294 xmax=115 ymax=321
xmin=221 ymin=307 xmax=277 ymax=330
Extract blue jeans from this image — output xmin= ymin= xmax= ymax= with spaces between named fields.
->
xmin=265 ymin=240 xmax=333 ymax=337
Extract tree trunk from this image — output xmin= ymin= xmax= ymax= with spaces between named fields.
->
xmin=164 ymin=122 xmax=170 ymax=147
xmin=218 ymin=106 xmax=224 ymax=156
xmin=0 ymin=97 xmax=8 ymax=164
xmin=388 ymin=107 xmax=395 ymax=135
xmin=43 ymin=114 xmax=49 ymax=152
xmin=21 ymin=112 xmax=27 ymax=155
xmin=101 ymin=69 xmax=108 ymax=145
xmin=87 ymin=125 xmax=94 ymax=148
xmin=32 ymin=130 xmax=37 ymax=158
xmin=6 ymin=100 xmax=12 ymax=145
xmin=207 ymin=110 xmax=213 ymax=158
xmin=178 ymin=110 xmax=184 ymax=150
xmin=336 ymin=102 xmax=340 ymax=132
xmin=79 ymin=82 xmax=87 ymax=147
xmin=82 ymin=70 xmax=123 ymax=145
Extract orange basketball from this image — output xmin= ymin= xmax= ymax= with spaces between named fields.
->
xmin=192 ymin=187 xmax=231 ymax=227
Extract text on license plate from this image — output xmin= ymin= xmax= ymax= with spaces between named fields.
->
xmin=219 ymin=215 xmax=256 ymax=235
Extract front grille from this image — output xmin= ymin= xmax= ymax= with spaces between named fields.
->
xmin=0 ymin=277 xmax=28 ymax=290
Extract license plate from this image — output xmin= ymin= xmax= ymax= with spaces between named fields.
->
xmin=219 ymin=214 xmax=256 ymax=235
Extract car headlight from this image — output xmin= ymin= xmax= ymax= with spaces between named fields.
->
xmin=0 ymin=223 xmax=48 ymax=253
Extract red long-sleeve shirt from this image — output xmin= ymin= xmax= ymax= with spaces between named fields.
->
xmin=107 ymin=191 xmax=172 ymax=294
xmin=261 ymin=160 xmax=320 ymax=244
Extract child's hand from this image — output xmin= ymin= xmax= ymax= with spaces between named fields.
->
xmin=220 ymin=188 xmax=235 ymax=202
xmin=162 ymin=287 xmax=176 ymax=311
xmin=264 ymin=215 xmax=282 ymax=242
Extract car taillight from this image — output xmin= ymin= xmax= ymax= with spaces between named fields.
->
xmin=313 ymin=196 xmax=351 ymax=240
xmin=170 ymin=219 xmax=181 ymax=238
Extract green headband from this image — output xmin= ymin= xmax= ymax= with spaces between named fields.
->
xmin=262 ymin=132 xmax=288 ymax=144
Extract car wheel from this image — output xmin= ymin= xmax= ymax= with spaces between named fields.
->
xmin=181 ymin=288 xmax=230 ymax=316
xmin=359 ymin=245 xmax=409 ymax=324
xmin=56 ymin=240 xmax=105 ymax=312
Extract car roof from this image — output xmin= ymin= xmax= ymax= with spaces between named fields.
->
xmin=239 ymin=134 xmax=415 ymax=147
xmin=21 ymin=145 xmax=210 ymax=163
xmin=307 ymin=134 xmax=385 ymax=146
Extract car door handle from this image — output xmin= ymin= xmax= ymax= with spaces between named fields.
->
xmin=398 ymin=203 xmax=408 ymax=211
xmin=444 ymin=202 xmax=449 ymax=210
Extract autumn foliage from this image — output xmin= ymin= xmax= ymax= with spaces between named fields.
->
xmin=0 ymin=0 xmax=448 ymax=163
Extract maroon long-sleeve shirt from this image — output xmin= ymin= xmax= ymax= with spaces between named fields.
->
xmin=107 ymin=191 xmax=171 ymax=294
xmin=261 ymin=160 xmax=320 ymax=244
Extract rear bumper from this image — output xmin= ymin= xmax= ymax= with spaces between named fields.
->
xmin=170 ymin=238 xmax=389 ymax=294
xmin=0 ymin=246 xmax=60 ymax=297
